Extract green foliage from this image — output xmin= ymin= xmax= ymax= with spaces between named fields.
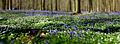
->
xmin=1 ymin=13 xmax=120 ymax=44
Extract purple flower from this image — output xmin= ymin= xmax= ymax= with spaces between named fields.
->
xmin=91 ymin=17 xmax=95 ymax=19
xmin=31 ymin=29 xmax=37 ymax=33
xmin=49 ymin=30 xmax=59 ymax=35
xmin=72 ymin=26 xmax=78 ymax=30
xmin=10 ymin=39 xmax=14 ymax=44
xmin=90 ymin=27 xmax=94 ymax=30
xmin=83 ymin=16 xmax=87 ymax=19
xmin=45 ymin=40 xmax=49 ymax=44
xmin=107 ymin=22 xmax=112 ymax=24
xmin=70 ymin=31 xmax=75 ymax=39
xmin=70 ymin=31 xmax=75 ymax=35
xmin=110 ymin=12 xmax=120 ymax=15
xmin=106 ymin=29 xmax=110 ymax=34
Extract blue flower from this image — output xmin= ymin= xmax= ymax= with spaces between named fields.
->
xmin=45 ymin=40 xmax=49 ymax=44
xmin=72 ymin=26 xmax=78 ymax=30
xmin=70 ymin=31 xmax=75 ymax=35
xmin=70 ymin=31 xmax=76 ymax=39
xmin=10 ymin=39 xmax=14 ymax=44
xmin=111 ymin=12 xmax=120 ymax=15
xmin=63 ymin=24 xmax=68 ymax=27
xmin=91 ymin=17 xmax=95 ymax=19
xmin=83 ymin=16 xmax=87 ymax=19
xmin=107 ymin=22 xmax=112 ymax=24
xmin=49 ymin=30 xmax=54 ymax=33
xmin=31 ymin=29 xmax=37 ymax=34
xmin=89 ymin=27 xmax=94 ymax=30
xmin=49 ymin=30 xmax=59 ymax=36
xmin=106 ymin=29 xmax=110 ymax=34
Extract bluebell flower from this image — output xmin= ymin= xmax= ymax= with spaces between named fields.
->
xmin=67 ymin=26 xmax=71 ymax=28
xmin=0 ymin=41 xmax=4 ymax=44
xmin=70 ymin=31 xmax=75 ymax=35
xmin=45 ymin=40 xmax=49 ymax=44
xmin=49 ymin=30 xmax=54 ymax=33
xmin=89 ymin=28 xmax=93 ymax=30
xmin=72 ymin=26 xmax=78 ymax=30
xmin=49 ymin=30 xmax=59 ymax=36
xmin=63 ymin=24 xmax=68 ymax=27
xmin=70 ymin=31 xmax=76 ymax=39
xmin=111 ymin=12 xmax=120 ymax=15
xmin=91 ymin=17 xmax=95 ymax=19
xmin=106 ymin=29 xmax=110 ymax=34
xmin=83 ymin=16 xmax=87 ymax=19
xmin=10 ymin=39 xmax=14 ymax=44
xmin=107 ymin=22 xmax=112 ymax=24
xmin=31 ymin=29 xmax=37 ymax=34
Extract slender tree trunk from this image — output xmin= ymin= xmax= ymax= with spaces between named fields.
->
xmin=89 ymin=0 xmax=92 ymax=12
xmin=18 ymin=0 xmax=21 ymax=10
xmin=113 ymin=0 xmax=115 ymax=12
xmin=36 ymin=0 xmax=38 ymax=10
xmin=76 ymin=0 xmax=81 ymax=13
xmin=55 ymin=0 xmax=57 ymax=11
xmin=32 ymin=0 xmax=35 ymax=10
xmin=57 ymin=0 xmax=60 ymax=11
xmin=50 ymin=0 xmax=53 ymax=11
xmin=6 ymin=0 xmax=9 ymax=10
xmin=40 ymin=0 xmax=42 ymax=10
xmin=43 ymin=0 xmax=45 ymax=10
xmin=2 ymin=0 xmax=6 ymax=10
xmin=69 ymin=0 xmax=72 ymax=11
xmin=10 ymin=0 xmax=12 ymax=10
xmin=72 ymin=0 xmax=76 ymax=13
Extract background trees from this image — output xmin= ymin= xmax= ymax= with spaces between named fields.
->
xmin=0 ymin=0 xmax=120 ymax=13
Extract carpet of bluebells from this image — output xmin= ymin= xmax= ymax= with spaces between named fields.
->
xmin=1 ymin=12 xmax=120 ymax=44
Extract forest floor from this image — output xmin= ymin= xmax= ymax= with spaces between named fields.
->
xmin=0 ymin=12 xmax=120 ymax=44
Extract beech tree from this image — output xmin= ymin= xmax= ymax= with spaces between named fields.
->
xmin=55 ymin=0 xmax=57 ymax=11
xmin=89 ymin=0 xmax=93 ymax=12
xmin=2 ymin=0 xmax=6 ymax=10
xmin=76 ymin=0 xmax=81 ymax=13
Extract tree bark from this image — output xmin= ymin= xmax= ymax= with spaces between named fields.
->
xmin=43 ymin=0 xmax=45 ymax=10
xmin=76 ymin=0 xmax=81 ymax=13
xmin=2 ymin=0 xmax=6 ymax=10
xmin=69 ymin=0 xmax=72 ymax=11
xmin=55 ymin=0 xmax=57 ymax=11
xmin=89 ymin=0 xmax=92 ymax=12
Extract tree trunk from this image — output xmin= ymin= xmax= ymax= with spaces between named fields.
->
xmin=43 ymin=0 xmax=45 ymax=10
xmin=2 ymin=0 xmax=6 ymax=10
xmin=55 ymin=0 xmax=57 ymax=11
xmin=89 ymin=0 xmax=93 ymax=12
xmin=32 ymin=0 xmax=35 ymax=10
xmin=69 ymin=0 xmax=72 ymax=11
xmin=9 ymin=0 xmax=12 ymax=10
xmin=76 ymin=0 xmax=81 ymax=13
